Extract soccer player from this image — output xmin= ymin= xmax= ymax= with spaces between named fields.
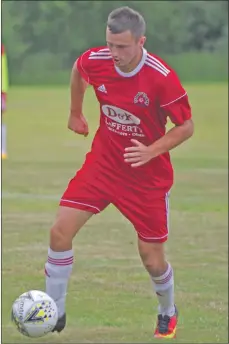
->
xmin=45 ymin=6 xmax=194 ymax=339
xmin=1 ymin=44 xmax=9 ymax=159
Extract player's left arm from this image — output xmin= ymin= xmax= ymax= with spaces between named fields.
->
xmin=147 ymin=102 xmax=194 ymax=158
xmin=124 ymin=72 xmax=194 ymax=167
xmin=150 ymin=71 xmax=194 ymax=155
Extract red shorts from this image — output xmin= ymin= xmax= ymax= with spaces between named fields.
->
xmin=60 ymin=156 xmax=170 ymax=243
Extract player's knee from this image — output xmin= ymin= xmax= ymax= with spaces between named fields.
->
xmin=144 ymin=260 xmax=166 ymax=277
xmin=141 ymin=254 xmax=163 ymax=276
xmin=138 ymin=240 xmax=167 ymax=276
xmin=49 ymin=207 xmax=93 ymax=251
xmin=50 ymin=222 xmax=72 ymax=251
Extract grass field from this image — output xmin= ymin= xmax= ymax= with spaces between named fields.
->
xmin=1 ymin=84 xmax=228 ymax=343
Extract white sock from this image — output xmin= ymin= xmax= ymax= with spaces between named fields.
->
xmin=45 ymin=248 xmax=73 ymax=318
xmin=151 ymin=263 xmax=175 ymax=317
xmin=2 ymin=124 xmax=7 ymax=154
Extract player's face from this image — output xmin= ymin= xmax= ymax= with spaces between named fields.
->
xmin=106 ymin=28 xmax=145 ymax=70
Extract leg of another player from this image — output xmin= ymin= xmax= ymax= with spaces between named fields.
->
xmin=138 ymin=239 xmax=175 ymax=317
xmin=1 ymin=121 xmax=7 ymax=159
xmin=1 ymin=93 xmax=7 ymax=159
xmin=44 ymin=206 xmax=93 ymax=331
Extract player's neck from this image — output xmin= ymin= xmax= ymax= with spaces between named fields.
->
xmin=119 ymin=48 xmax=143 ymax=73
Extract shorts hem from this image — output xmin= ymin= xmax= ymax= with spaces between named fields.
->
xmin=59 ymin=199 xmax=100 ymax=214
xmin=137 ymin=233 xmax=168 ymax=243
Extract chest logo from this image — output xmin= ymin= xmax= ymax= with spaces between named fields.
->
xmin=102 ymin=105 xmax=140 ymax=125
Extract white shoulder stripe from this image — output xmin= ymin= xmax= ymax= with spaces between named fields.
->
xmin=90 ymin=51 xmax=111 ymax=56
xmin=89 ymin=51 xmax=111 ymax=59
xmin=160 ymin=92 xmax=187 ymax=108
xmin=145 ymin=60 xmax=169 ymax=76
xmin=146 ymin=58 xmax=169 ymax=75
xmin=89 ymin=56 xmax=112 ymax=60
xmin=147 ymin=54 xmax=170 ymax=73
xmin=89 ymin=49 xmax=111 ymax=59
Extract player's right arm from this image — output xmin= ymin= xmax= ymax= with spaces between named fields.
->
xmin=68 ymin=51 xmax=91 ymax=137
xmin=70 ymin=63 xmax=88 ymax=115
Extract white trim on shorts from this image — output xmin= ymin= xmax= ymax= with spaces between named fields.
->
xmin=166 ymin=191 xmax=170 ymax=234
xmin=60 ymin=199 xmax=101 ymax=212
xmin=139 ymin=233 xmax=168 ymax=241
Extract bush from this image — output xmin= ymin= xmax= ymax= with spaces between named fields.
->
xmin=10 ymin=52 xmax=228 ymax=85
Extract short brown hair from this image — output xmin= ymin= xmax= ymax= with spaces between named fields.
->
xmin=107 ymin=6 xmax=146 ymax=38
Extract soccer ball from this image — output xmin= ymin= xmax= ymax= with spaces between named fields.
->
xmin=11 ymin=290 xmax=58 ymax=338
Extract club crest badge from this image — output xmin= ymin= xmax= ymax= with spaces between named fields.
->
xmin=134 ymin=92 xmax=149 ymax=107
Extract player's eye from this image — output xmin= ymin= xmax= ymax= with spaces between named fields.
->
xmin=107 ymin=43 xmax=126 ymax=50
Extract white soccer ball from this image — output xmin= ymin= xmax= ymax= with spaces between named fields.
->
xmin=11 ymin=290 xmax=58 ymax=338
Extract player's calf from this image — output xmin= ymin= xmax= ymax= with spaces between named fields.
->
xmin=138 ymin=239 xmax=176 ymax=320
xmin=45 ymin=207 xmax=93 ymax=331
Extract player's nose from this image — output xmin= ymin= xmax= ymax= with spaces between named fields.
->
xmin=109 ymin=48 xmax=119 ymax=59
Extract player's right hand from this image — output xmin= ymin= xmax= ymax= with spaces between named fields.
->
xmin=68 ymin=114 xmax=89 ymax=137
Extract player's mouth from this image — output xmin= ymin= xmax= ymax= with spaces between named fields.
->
xmin=113 ymin=57 xmax=120 ymax=64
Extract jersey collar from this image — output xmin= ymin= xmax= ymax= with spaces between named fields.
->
xmin=114 ymin=48 xmax=147 ymax=78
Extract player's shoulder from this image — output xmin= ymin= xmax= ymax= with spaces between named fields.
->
xmin=79 ymin=46 xmax=112 ymax=64
xmin=145 ymin=51 xmax=174 ymax=79
xmin=75 ymin=46 xmax=112 ymax=79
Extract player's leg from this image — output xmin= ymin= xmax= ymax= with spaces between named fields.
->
xmin=138 ymin=239 xmax=177 ymax=338
xmin=114 ymin=191 xmax=177 ymax=338
xmin=1 ymin=123 xmax=7 ymax=158
xmin=1 ymin=92 xmax=7 ymax=159
xmin=136 ymin=193 xmax=177 ymax=338
xmin=45 ymin=165 xmax=110 ymax=332
xmin=45 ymin=206 xmax=94 ymax=332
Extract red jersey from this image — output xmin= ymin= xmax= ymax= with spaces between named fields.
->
xmin=76 ymin=46 xmax=192 ymax=192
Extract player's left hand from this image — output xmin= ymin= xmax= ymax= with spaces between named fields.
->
xmin=124 ymin=139 xmax=156 ymax=167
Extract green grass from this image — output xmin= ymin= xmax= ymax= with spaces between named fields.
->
xmin=2 ymin=83 xmax=228 ymax=343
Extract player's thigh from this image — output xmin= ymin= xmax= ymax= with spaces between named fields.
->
xmin=50 ymin=206 xmax=93 ymax=247
xmin=57 ymin=156 xmax=112 ymax=240
xmin=53 ymin=206 xmax=93 ymax=235
xmin=60 ymin=153 xmax=112 ymax=214
xmin=114 ymin=191 xmax=170 ymax=243
xmin=50 ymin=170 xmax=111 ymax=248
xmin=60 ymin=175 xmax=111 ymax=214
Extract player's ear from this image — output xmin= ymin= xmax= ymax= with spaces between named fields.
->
xmin=139 ymin=36 xmax=146 ymax=47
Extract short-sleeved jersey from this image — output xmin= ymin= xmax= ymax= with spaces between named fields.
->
xmin=76 ymin=46 xmax=192 ymax=192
